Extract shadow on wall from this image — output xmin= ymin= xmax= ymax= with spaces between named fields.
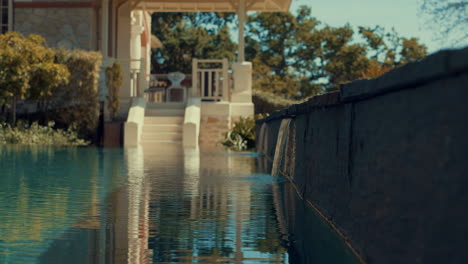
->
xmin=256 ymin=47 xmax=468 ymax=264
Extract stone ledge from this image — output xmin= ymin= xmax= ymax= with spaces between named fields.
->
xmin=258 ymin=92 xmax=342 ymax=124
xmin=340 ymin=47 xmax=468 ymax=102
xmin=257 ymin=47 xmax=468 ymax=125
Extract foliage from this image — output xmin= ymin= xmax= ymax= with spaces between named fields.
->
xmin=29 ymin=62 xmax=70 ymax=114
xmin=221 ymin=115 xmax=265 ymax=151
xmin=0 ymin=121 xmax=88 ymax=146
xmin=0 ymin=32 xmax=69 ymax=123
xmin=246 ymin=6 xmax=428 ymax=95
xmin=150 ymin=7 xmax=427 ymax=99
xmin=105 ymin=62 xmax=123 ymax=121
xmin=420 ymin=0 xmax=468 ymax=44
xmin=360 ymin=60 xmax=392 ymax=79
xmin=52 ymin=49 xmax=102 ymax=137
xmin=152 ymin=13 xmax=237 ymax=73
xmin=253 ymin=89 xmax=304 ymax=114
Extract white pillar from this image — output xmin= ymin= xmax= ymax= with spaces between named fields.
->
xmin=101 ymin=0 xmax=109 ymax=58
xmin=130 ymin=12 xmax=144 ymax=72
xmin=237 ymin=0 xmax=246 ymax=63
xmin=130 ymin=11 xmax=144 ymax=98
xmin=231 ymin=62 xmax=252 ymax=103
xmin=232 ymin=0 xmax=253 ymax=117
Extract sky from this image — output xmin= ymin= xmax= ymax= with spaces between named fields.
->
xmin=289 ymin=0 xmax=466 ymax=54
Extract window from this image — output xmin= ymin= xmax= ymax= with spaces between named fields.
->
xmin=0 ymin=0 xmax=11 ymax=34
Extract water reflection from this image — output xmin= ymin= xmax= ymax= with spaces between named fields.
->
xmin=0 ymin=145 xmax=288 ymax=264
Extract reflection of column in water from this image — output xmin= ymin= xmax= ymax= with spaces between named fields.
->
xmin=183 ymin=148 xmax=200 ymax=219
xmin=125 ymin=146 xmax=145 ymax=264
xmin=139 ymin=177 xmax=151 ymax=263
xmin=231 ymin=154 xmax=252 ymax=263
xmin=98 ymin=149 xmax=107 ymax=264
xmin=234 ymin=184 xmax=244 ymax=264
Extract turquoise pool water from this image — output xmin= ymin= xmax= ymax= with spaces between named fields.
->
xmin=0 ymin=145 xmax=289 ymax=264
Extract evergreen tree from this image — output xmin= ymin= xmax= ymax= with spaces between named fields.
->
xmin=150 ymin=7 xmax=427 ymax=99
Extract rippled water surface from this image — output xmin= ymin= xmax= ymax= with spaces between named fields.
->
xmin=0 ymin=145 xmax=288 ymax=264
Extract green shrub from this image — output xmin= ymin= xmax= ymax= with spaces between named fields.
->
xmin=51 ymin=49 xmax=102 ymax=138
xmin=0 ymin=32 xmax=69 ymax=123
xmin=105 ymin=62 xmax=123 ymax=121
xmin=0 ymin=121 xmax=88 ymax=146
xmin=253 ymin=89 xmax=304 ymax=114
xmin=221 ymin=115 xmax=265 ymax=151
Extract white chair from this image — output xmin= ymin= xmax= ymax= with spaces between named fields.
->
xmin=167 ymin=72 xmax=186 ymax=102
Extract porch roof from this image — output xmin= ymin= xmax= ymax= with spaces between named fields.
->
xmin=133 ymin=0 xmax=293 ymax=12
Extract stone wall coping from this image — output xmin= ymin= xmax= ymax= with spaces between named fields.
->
xmin=257 ymin=47 xmax=468 ymax=125
xmin=257 ymin=91 xmax=342 ymax=123
xmin=340 ymin=47 xmax=468 ymax=102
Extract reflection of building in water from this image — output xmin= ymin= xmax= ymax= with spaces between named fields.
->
xmin=145 ymin=145 xmax=284 ymax=263
xmin=34 ymin=148 xmax=152 ymax=264
xmin=111 ymin=147 xmax=151 ymax=264
xmin=8 ymin=145 xmax=286 ymax=263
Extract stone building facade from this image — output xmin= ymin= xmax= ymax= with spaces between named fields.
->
xmin=14 ymin=7 xmax=93 ymax=50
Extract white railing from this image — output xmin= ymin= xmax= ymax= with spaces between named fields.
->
xmin=192 ymin=59 xmax=230 ymax=101
xmin=145 ymin=74 xmax=192 ymax=103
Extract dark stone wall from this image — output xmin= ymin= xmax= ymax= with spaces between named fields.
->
xmin=257 ymin=47 xmax=468 ymax=263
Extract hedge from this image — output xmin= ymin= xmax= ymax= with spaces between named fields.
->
xmin=51 ymin=49 xmax=102 ymax=138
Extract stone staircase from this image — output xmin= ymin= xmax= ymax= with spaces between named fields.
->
xmin=141 ymin=103 xmax=185 ymax=144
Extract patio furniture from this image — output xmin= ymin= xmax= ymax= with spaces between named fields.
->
xmin=167 ymin=72 xmax=187 ymax=102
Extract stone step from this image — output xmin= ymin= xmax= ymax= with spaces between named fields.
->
xmin=140 ymin=140 xmax=182 ymax=145
xmin=142 ymin=124 xmax=182 ymax=133
xmin=141 ymin=132 xmax=182 ymax=141
xmin=144 ymin=116 xmax=184 ymax=125
xmin=145 ymin=108 xmax=185 ymax=117
xmin=146 ymin=102 xmax=186 ymax=110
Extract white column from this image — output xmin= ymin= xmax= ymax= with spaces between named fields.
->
xmin=130 ymin=12 xmax=144 ymax=71
xmin=237 ymin=0 xmax=246 ymax=63
xmin=101 ymin=0 xmax=109 ymax=58
xmin=231 ymin=0 xmax=253 ymax=117
xmin=130 ymin=11 xmax=144 ymax=97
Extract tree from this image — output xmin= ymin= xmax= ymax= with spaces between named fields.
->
xmin=149 ymin=6 xmax=428 ymax=100
xmin=420 ymin=0 xmax=468 ymax=44
xmin=247 ymin=7 xmax=325 ymax=97
xmin=29 ymin=61 xmax=70 ymax=121
xmin=246 ymin=6 xmax=428 ymax=95
xmin=0 ymin=32 xmax=69 ymax=124
xmin=151 ymin=12 xmax=237 ymax=73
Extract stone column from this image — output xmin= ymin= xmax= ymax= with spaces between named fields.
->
xmin=130 ymin=11 xmax=144 ymax=97
xmin=231 ymin=62 xmax=254 ymax=117
xmin=237 ymin=0 xmax=246 ymax=63
xmin=101 ymin=0 xmax=109 ymax=58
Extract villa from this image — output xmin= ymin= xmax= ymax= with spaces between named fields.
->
xmin=0 ymin=0 xmax=292 ymax=148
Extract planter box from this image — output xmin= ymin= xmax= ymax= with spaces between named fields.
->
xmin=103 ymin=122 xmax=123 ymax=147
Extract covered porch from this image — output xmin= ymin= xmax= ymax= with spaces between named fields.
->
xmin=98 ymin=0 xmax=292 ymax=147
